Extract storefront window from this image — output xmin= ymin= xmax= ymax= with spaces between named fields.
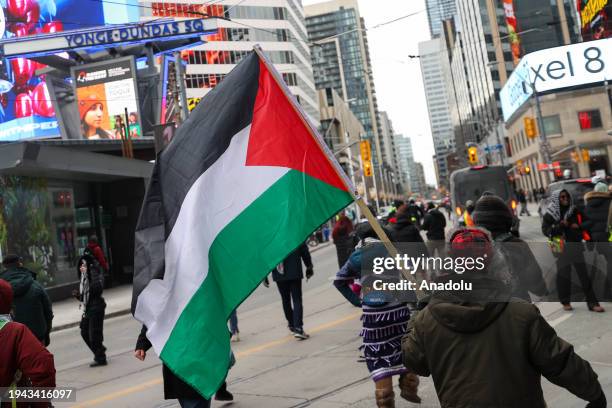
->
xmin=578 ymin=109 xmax=603 ymax=130
xmin=0 ymin=176 xmax=57 ymax=287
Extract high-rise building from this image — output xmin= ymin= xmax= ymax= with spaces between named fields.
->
xmin=419 ymin=38 xmax=455 ymax=189
xmin=140 ymin=0 xmax=320 ymax=124
xmin=379 ymin=111 xmax=401 ymax=193
xmin=305 ymin=0 xmax=382 ymax=164
xmin=412 ymin=162 xmax=427 ymax=196
xmin=394 ymin=134 xmax=415 ymax=194
xmin=425 ymin=0 xmax=457 ymax=38
xmin=445 ymin=0 xmax=580 ymax=162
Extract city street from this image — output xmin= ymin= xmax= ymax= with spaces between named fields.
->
xmin=48 ymin=213 xmax=612 ymax=407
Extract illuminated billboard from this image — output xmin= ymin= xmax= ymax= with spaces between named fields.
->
xmin=0 ymin=0 xmax=138 ymax=142
xmin=500 ymin=38 xmax=612 ymax=120
xmin=71 ymin=57 xmax=142 ymax=140
xmin=579 ymin=0 xmax=612 ymax=41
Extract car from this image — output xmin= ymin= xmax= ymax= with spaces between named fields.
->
xmin=538 ymin=178 xmax=595 ymax=220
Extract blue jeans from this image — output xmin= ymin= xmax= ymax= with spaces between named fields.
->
xmin=178 ymin=398 xmax=210 ymax=408
xmin=229 ymin=310 xmax=239 ymax=335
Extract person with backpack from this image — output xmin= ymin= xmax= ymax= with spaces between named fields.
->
xmin=401 ymin=228 xmax=607 ymax=408
xmin=333 ymin=222 xmax=421 ymax=408
xmin=473 ymin=194 xmax=548 ymax=301
xmin=73 ymin=248 xmax=108 ymax=366
xmin=87 ymin=235 xmax=109 ymax=273
xmin=542 ymin=189 xmax=604 ymax=312
xmin=0 ymin=279 xmax=56 ymax=408
xmin=0 ymin=254 xmax=53 ymax=346
xmin=582 ymin=181 xmax=612 ymax=298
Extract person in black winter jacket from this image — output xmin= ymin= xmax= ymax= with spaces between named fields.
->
xmin=582 ymin=183 xmax=612 ymax=298
xmin=74 ymin=250 xmax=107 ymax=366
xmin=421 ymin=202 xmax=446 ymax=241
xmin=271 ymin=243 xmax=313 ymax=339
xmin=473 ymin=194 xmax=548 ymax=301
xmin=0 ymin=254 xmax=53 ymax=345
xmin=541 ymin=189 xmax=604 ymax=312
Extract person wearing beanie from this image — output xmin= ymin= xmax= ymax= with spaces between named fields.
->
xmin=0 ymin=279 xmax=56 ymax=405
xmin=401 ymin=229 xmax=607 ymax=408
xmin=79 ymin=93 xmax=112 ymax=140
xmin=583 ymin=183 xmax=612 ymax=298
xmin=473 ymin=194 xmax=547 ymax=301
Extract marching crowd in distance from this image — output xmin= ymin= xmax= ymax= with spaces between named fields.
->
xmin=1 ymin=177 xmax=612 ymax=407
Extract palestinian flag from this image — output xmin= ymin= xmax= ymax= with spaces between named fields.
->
xmin=132 ymin=49 xmax=354 ymax=398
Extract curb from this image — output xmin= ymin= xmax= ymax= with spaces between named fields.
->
xmin=51 ymin=308 xmax=133 ymax=333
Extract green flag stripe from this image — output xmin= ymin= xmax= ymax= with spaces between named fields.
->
xmin=160 ymin=169 xmax=352 ymax=397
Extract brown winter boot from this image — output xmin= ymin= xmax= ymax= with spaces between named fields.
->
xmin=399 ymin=372 xmax=422 ymax=403
xmin=375 ymin=388 xmax=395 ymax=408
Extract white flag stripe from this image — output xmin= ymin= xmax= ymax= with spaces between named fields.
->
xmin=134 ymin=125 xmax=289 ymax=352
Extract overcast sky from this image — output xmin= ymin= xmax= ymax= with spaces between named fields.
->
xmin=303 ymin=0 xmax=436 ymax=185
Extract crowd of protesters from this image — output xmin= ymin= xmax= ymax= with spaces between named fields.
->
xmin=2 ymin=178 xmax=611 ymax=407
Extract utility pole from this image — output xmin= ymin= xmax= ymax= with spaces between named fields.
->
xmin=174 ymin=51 xmax=189 ymax=121
xmin=532 ymin=85 xmax=553 ymax=184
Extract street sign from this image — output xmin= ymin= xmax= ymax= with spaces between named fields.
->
xmin=484 ymin=144 xmax=503 ymax=152
xmin=360 ymin=140 xmax=371 ymax=162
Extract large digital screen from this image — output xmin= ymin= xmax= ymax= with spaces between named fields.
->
xmin=500 ymin=38 xmax=612 ymax=121
xmin=71 ymin=57 xmax=142 ymax=140
xmin=0 ymin=0 xmax=138 ymax=142
xmin=579 ymin=0 xmax=612 ymax=41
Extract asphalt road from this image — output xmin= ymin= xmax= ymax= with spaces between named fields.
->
xmin=47 ymin=215 xmax=611 ymax=407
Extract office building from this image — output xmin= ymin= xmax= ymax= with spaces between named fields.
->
xmin=305 ymin=0 xmax=382 ymax=165
xmin=140 ymin=0 xmax=320 ymax=123
xmin=425 ymin=0 xmax=457 ymax=38
xmin=394 ymin=134 xmax=415 ymax=194
xmin=419 ymin=38 xmax=455 ymax=189
xmin=445 ymin=0 xmax=581 ymax=162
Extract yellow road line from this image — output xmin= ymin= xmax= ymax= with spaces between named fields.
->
xmin=73 ymin=311 xmax=361 ymax=407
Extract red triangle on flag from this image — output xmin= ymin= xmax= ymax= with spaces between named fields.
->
xmin=246 ymin=59 xmax=350 ymax=193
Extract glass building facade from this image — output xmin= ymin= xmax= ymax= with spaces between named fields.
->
xmin=426 ymin=0 xmax=458 ymax=38
xmin=141 ymin=0 xmax=320 ymax=123
xmin=306 ymin=3 xmax=382 ymax=166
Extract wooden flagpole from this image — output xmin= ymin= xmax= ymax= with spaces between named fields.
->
xmin=252 ymin=45 xmax=425 ymax=300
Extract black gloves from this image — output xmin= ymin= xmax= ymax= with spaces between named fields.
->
xmin=305 ymin=267 xmax=314 ymax=280
xmin=586 ymin=392 xmax=606 ymax=408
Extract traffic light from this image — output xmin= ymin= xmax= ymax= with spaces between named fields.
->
xmin=524 ymin=165 xmax=531 ymax=175
xmin=363 ymin=160 xmax=373 ymax=177
xmin=581 ymin=149 xmax=590 ymax=162
xmin=467 ymin=146 xmax=478 ymax=165
xmin=571 ymin=151 xmax=579 ymax=163
xmin=524 ymin=117 xmax=538 ymax=138
xmin=360 ymin=140 xmax=371 ymax=162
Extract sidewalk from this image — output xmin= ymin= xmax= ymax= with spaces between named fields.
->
xmin=51 ymin=284 xmax=133 ymax=332
xmin=51 ymin=241 xmax=334 ymax=332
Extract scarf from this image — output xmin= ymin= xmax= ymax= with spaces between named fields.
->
xmin=545 ymin=189 xmax=575 ymax=222
xmin=79 ymin=264 xmax=89 ymax=309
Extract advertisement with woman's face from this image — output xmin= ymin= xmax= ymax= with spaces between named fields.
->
xmin=72 ymin=57 xmax=142 ymax=140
